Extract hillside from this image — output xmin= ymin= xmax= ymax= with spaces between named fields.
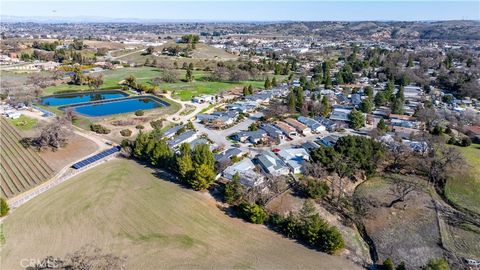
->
xmin=0 ymin=159 xmax=360 ymax=270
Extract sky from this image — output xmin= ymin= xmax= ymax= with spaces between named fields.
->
xmin=1 ymin=0 xmax=479 ymax=22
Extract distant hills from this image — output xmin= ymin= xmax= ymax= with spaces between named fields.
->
xmin=1 ymin=16 xmax=479 ymax=40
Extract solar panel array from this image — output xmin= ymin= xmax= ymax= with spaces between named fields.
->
xmin=72 ymin=146 xmax=121 ymax=169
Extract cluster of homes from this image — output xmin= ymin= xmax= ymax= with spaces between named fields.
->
xmin=161 ymin=124 xmax=215 ymax=151
xmin=196 ymin=86 xmax=289 ymax=128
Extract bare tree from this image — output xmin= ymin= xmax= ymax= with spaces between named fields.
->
xmin=422 ymin=142 xmax=465 ymax=190
xmin=387 ymin=143 xmax=412 ymax=173
xmin=32 ymin=117 xmax=73 ymax=151
xmin=28 ymin=244 xmax=127 ymax=270
xmin=303 ymin=162 xmax=328 ymax=179
xmin=387 ymin=177 xmax=418 ymax=208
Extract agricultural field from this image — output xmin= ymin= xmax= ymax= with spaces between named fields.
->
xmin=0 ymin=159 xmax=359 ymax=270
xmin=0 ymin=117 xmax=54 ymax=199
xmin=445 ymin=143 xmax=480 ymax=215
xmin=6 ymin=114 xmax=38 ymax=131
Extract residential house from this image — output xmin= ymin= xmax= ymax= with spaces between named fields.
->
xmin=274 ymin=121 xmax=297 ymax=137
xmin=284 ymin=118 xmax=311 ymax=135
xmin=314 ymin=116 xmax=337 ymax=131
xmin=215 ymin=147 xmax=244 ymax=163
xmin=162 ymin=125 xmax=184 ymax=139
xmin=167 ymin=130 xmax=198 ymax=148
xmin=192 ymin=95 xmax=216 ymax=104
xmin=317 ymin=135 xmax=340 ymax=147
xmin=298 ymin=116 xmax=326 ymax=133
xmin=233 ymin=130 xmax=267 ymax=144
xmin=301 ymin=141 xmax=321 ymax=152
xmin=197 ymin=111 xmax=238 ymax=127
xmin=189 ymin=138 xmax=212 ymax=150
xmin=329 ymin=107 xmax=352 ymax=122
xmin=351 ymin=93 xmax=362 ymax=106
xmin=260 ymin=123 xmax=285 ymax=140
xmin=223 ymin=158 xmax=265 ymax=187
xmin=277 ymin=148 xmax=310 ymax=174
xmin=256 ymin=151 xmax=290 ymax=176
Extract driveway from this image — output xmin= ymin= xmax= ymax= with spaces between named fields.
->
xmin=193 ymin=116 xmax=256 ymax=149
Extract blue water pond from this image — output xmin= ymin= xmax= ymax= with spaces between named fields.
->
xmin=65 ymin=96 xmax=168 ymax=117
xmin=41 ymin=91 xmax=128 ymax=106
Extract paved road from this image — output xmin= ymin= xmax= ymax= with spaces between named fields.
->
xmin=105 ymin=48 xmax=146 ymax=61
xmin=193 ymin=117 xmax=255 ymax=149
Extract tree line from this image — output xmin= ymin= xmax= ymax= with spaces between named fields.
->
xmin=129 ymin=131 xmax=216 ymax=190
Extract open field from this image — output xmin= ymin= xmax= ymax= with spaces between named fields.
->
xmin=116 ymin=42 xmax=238 ymax=65
xmin=43 ymin=67 xmax=164 ymax=95
xmin=0 ymin=159 xmax=359 ymax=269
xmin=0 ymin=117 xmax=54 ymax=199
xmin=354 ymin=175 xmax=444 ymax=268
xmin=445 ymin=143 xmax=480 ymax=215
xmin=38 ymin=133 xmax=99 ymax=172
xmin=6 ymin=114 xmax=38 ymax=131
xmin=166 ymin=79 xmax=265 ymax=101
xmin=42 ymin=66 xmax=267 ymax=101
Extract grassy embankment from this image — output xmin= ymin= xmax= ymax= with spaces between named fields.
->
xmin=0 ymin=159 xmax=358 ymax=270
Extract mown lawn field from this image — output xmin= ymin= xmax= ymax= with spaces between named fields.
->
xmin=0 ymin=159 xmax=358 ymax=270
xmin=445 ymin=143 xmax=480 ymax=215
xmin=7 ymin=115 xmax=38 ymax=131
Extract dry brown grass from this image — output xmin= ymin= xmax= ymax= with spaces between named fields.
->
xmin=1 ymin=159 xmax=359 ymax=270
xmin=354 ymin=176 xmax=444 ymax=268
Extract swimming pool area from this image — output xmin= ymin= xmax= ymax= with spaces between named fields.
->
xmin=40 ymin=90 xmax=128 ymax=106
xmin=61 ymin=96 xmax=169 ymax=117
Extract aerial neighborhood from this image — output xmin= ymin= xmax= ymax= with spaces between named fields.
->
xmin=0 ymin=9 xmax=479 ymax=270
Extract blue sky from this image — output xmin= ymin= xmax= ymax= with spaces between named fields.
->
xmin=1 ymin=1 xmax=479 ymax=21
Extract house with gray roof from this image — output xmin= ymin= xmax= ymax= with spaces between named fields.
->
xmin=256 ymin=151 xmax=289 ymax=176
xmin=167 ymin=130 xmax=198 ymax=149
xmin=233 ymin=130 xmax=267 ymax=144
xmin=215 ymin=147 xmax=244 ymax=163
xmin=162 ymin=125 xmax=184 ymax=139
xmin=277 ymin=148 xmax=310 ymax=174
xmin=298 ymin=116 xmax=326 ymax=133
xmin=223 ymin=158 xmax=265 ymax=187
xmin=260 ymin=123 xmax=285 ymax=140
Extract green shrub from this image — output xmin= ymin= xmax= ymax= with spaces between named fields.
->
xmin=135 ymin=110 xmax=145 ymax=116
xmin=120 ymin=129 xmax=132 ymax=137
xmin=90 ymin=124 xmax=111 ymax=134
xmin=383 ymin=257 xmax=395 ymax=270
xmin=447 ymin=136 xmax=472 ymax=147
xmin=0 ymin=198 xmax=9 ymax=217
xmin=150 ymin=119 xmax=163 ymax=129
xmin=237 ymin=202 xmax=268 ymax=224
xmin=135 ymin=125 xmax=144 ymax=130
xmin=299 ymin=178 xmax=329 ymax=199
xmin=425 ymin=258 xmax=449 ymax=270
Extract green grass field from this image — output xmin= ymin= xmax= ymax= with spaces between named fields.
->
xmin=7 ymin=115 xmax=38 ymax=131
xmin=445 ymin=143 xmax=480 ymax=215
xmin=0 ymin=159 xmax=358 ymax=270
xmin=166 ymin=79 xmax=264 ymax=101
xmin=43 ymin=67 xmax=163 ymax=95
xmin=42 ymin=66 xmax=267 ymax=101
